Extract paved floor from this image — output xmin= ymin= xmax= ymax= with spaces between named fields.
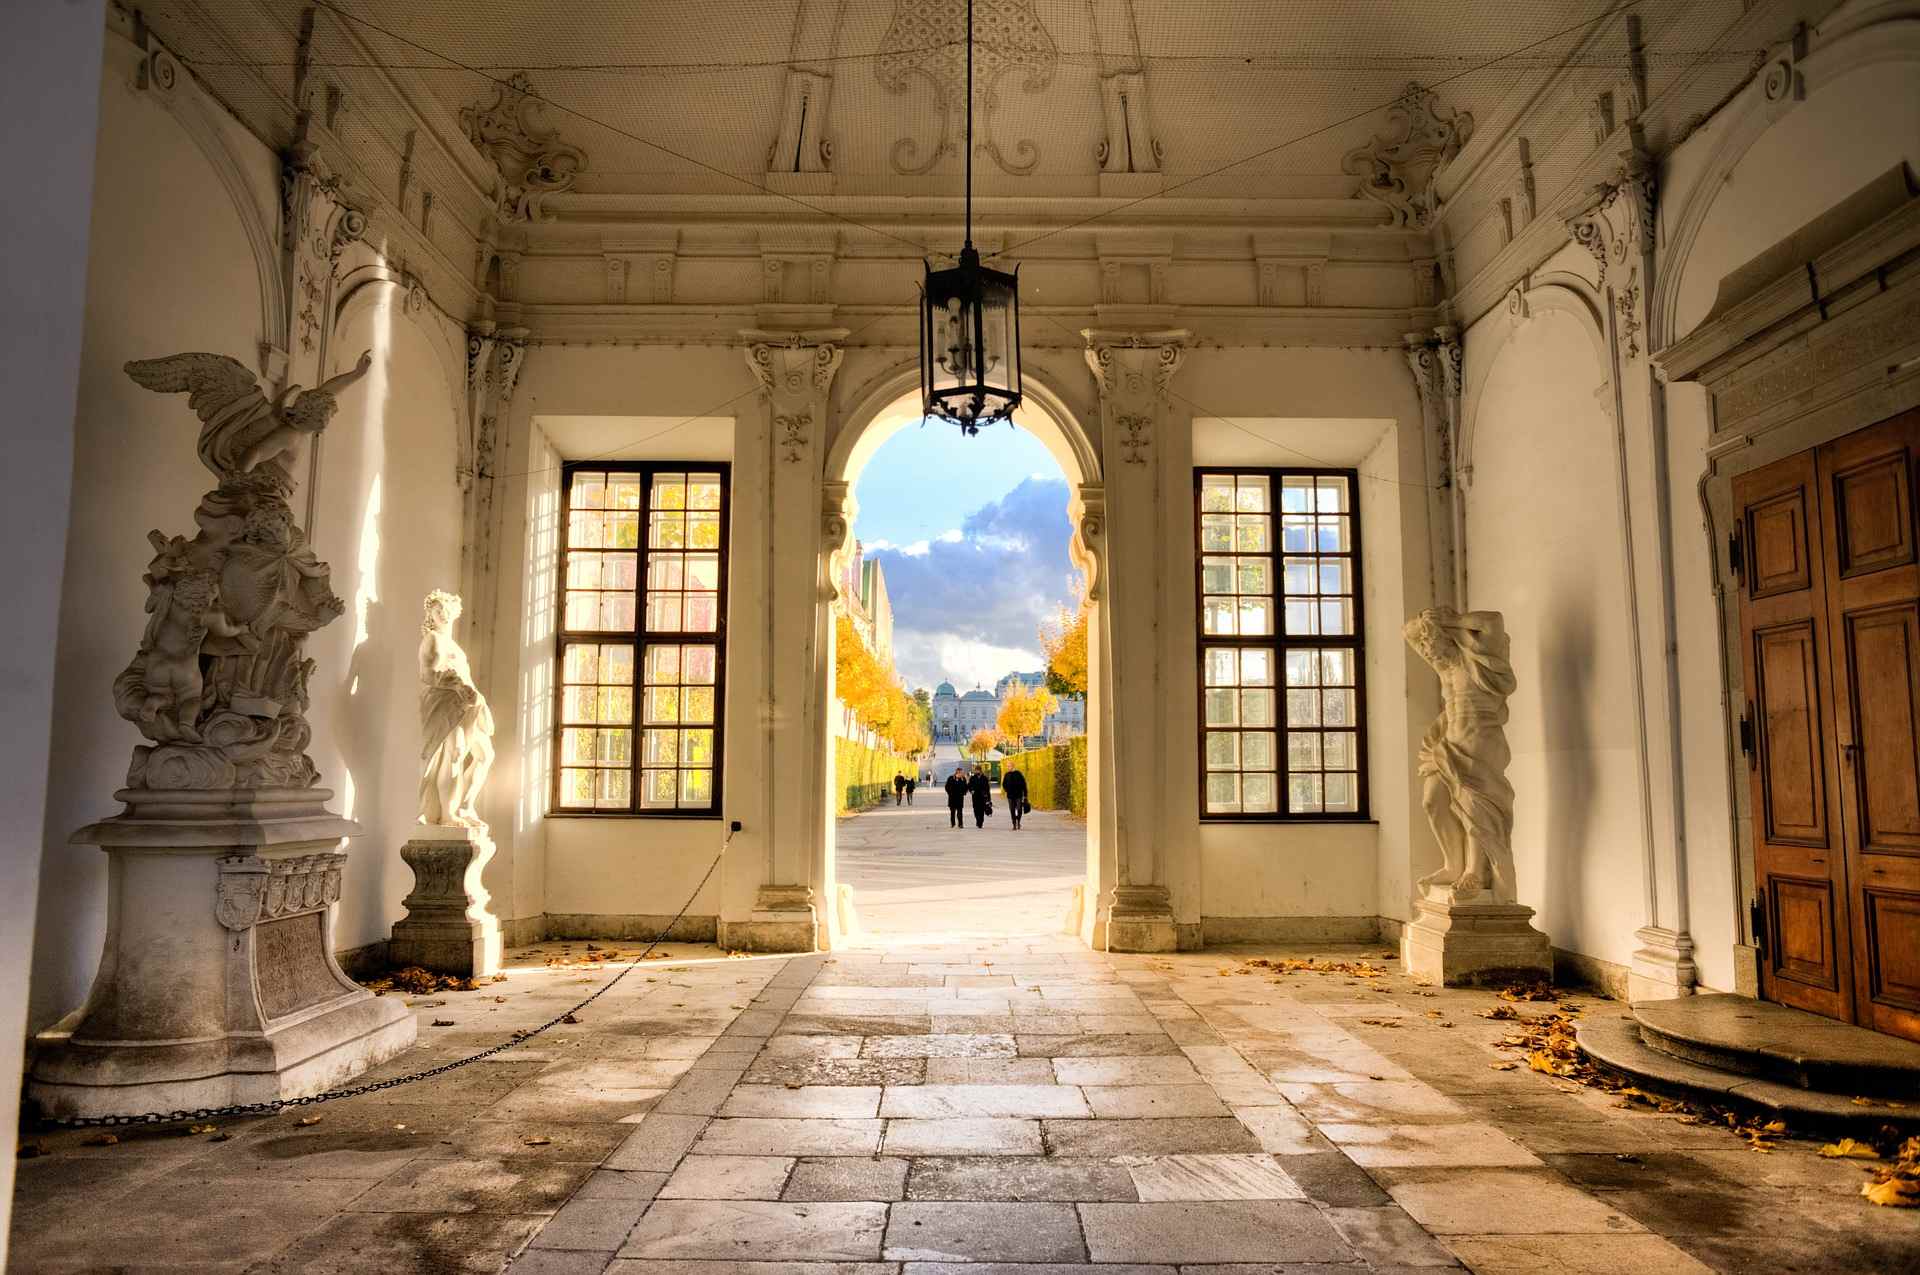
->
xmin=835 ymin=801 xmax=1084 ymax=939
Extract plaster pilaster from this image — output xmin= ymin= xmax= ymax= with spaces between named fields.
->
xmin=1402 ymin=327 xmax=1462 ymax=609
xmin=1567 ymin=144 xmax=1696 ymax=998
xmin=1083 ymin=329 xmax=1187 ymax=951
xmin=731 ymin=329 xmax=846 ymax=951
xmin=460 ymin=323 xmax=527 ymax=683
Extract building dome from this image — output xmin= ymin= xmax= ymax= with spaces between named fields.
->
xmin=935 ymin=682 xmax=957 ymax=697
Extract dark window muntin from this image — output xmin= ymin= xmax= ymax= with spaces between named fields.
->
xmin=553 ymin=460 xmax=730 ymax=819
xmin=1194 ymin=465 xmax=1370 ymax=822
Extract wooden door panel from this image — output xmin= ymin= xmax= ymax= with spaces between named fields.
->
xmin=1770 ymin=877 xmax=1841 ymax=990
xmin=1748 ymin=487 xmax=1814 ymax=599
xmin=1863 ymin=889 xmax=1920 ymax=1015
xmin=1832 ymin=451 xmax=1916 ymax=577
xmin=1843 ymin=605 xmax=1920 ymax=855
xmin=1754 ymin=622 xmax=1829 ymax=846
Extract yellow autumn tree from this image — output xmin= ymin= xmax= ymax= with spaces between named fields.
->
xmin=996 ymin=683 xmax=1058 ymax=749
xmin=965 ymin=728 xmax=998 ymax=760
xmin=1040 ymin=594 xmax=1089 ymax=696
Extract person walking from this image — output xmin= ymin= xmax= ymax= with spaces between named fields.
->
xmin=905 ymin=774 xmax=917 ymax=805
xmin=893 ymin=772 xmax=907 ymax=806
xmin=1002 ymin=765 xmax=1029 ymax=830
xmin=945 ymin=767 xmax=968 ymax=829
xmin=968 ymin=767 xmax=992 ymax=828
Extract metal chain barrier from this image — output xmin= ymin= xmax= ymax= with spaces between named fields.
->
xmin=42 ymin=835 xmax=733 ymax=1129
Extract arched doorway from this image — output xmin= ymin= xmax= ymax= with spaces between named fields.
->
xmin=815 ymin=365 xmax=1107 ymax=948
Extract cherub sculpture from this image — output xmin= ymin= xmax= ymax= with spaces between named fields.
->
xmin=124 ymin=349 xmax=373 ymax=483
xmin=1404 ymin=607 xmax=1518 ymax=904
xmin=418 ymin=591 xmax=496 ymax=829
xmin=133 ymin=567 xmax=258 ymax=743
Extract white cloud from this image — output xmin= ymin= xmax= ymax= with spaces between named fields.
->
xmin=893 ymin=629 xmax=1045 ymax=693
xmin=936 ymin=529 xmax=964 ymax=544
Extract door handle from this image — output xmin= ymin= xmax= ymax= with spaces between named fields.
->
xmin=1843 ymin=742 xmax=1863 ymax=768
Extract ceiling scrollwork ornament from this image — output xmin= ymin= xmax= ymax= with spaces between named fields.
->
xmin=1341 ymin=83 xmax=1474 ymax=228
xmin=461 ymin=73 xmax=588 ymax=223
xmin=876 ymin=0 xmax=1058 ymax=176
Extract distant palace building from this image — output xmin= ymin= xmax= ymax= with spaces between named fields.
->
xmin=931 ymin=673 xmax=1085 ymax=744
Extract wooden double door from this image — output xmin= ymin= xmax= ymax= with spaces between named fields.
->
xmin=1735 ymin=409 xmax=1920 ymax=1043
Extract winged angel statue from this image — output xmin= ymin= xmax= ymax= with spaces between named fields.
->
xmin=113 ymin=351 xmax=371 ymax=790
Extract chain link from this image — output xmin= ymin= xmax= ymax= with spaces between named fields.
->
xmin=43 ymin=837 xmax=733 ymax=1130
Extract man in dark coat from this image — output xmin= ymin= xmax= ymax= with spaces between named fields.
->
xmin=905 ymin=774 xmax=917 ymax=805
xmin=893 ymin=772 xmax=907 ymax=805
xmin=968 ymin=768 xmax=992 ymax=828
xmin=1002 ymin=766 xmax=1029 ymax=830
xmin=944 ymin=768 xmax=968 ymax=829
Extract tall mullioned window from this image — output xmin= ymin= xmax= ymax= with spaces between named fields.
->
xmin=556 ymin=464 xmax=728 ymax=815
xmin=1196 ymin=469 xmax=1366 ymax=819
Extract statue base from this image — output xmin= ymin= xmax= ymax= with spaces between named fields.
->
xmin=1401 ymin=895 xmax=1552 ymax=987
xmin=1105 ymin=884 xmax=1179 ymax=953
xmin=27 ymin=788 xmax=416 ymax=1120
xmin=388 ymin=825 xmax=502 ymax=978
xmin=719 ymin=885 xmax=819 ymax=953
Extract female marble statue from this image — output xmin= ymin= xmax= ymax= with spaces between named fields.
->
xmin=1404 ymin=607 xmax=1518 ymax=904
xmin=418 ymin=590 xmax=495 ymax=829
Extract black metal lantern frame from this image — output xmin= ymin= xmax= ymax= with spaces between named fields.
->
xmin=918 ymin=0 xmax=1023 ymax=435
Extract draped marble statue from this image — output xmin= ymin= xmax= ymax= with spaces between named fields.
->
xmin=1404 ymin=606 xmax=1518 ymax=904
xmin=114 ymin=350 xmax=372 ymax=789
xmin=417 ymin=590 xmax=495 ymax=828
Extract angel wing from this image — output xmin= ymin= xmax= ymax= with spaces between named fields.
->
xmin=124 ymin=353 xmax=273 ymax=479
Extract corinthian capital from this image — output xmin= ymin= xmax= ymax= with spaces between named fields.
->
xmin=741 ymin=328 xmax=848 ymax=412
xmin=1082 ymin=328 xmax=1188 ymax=411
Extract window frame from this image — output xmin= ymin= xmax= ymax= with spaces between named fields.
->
xmin=552 ymin=460 xmax=731 ymax=820
xmin=1193 ymin=465 xmax=1370 ymax=823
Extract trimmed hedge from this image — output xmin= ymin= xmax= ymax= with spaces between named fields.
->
xmin=835 ymin=737 xmax=920 ymax=815
xmin=1001 ymin=735 xmax=1089 ymax=818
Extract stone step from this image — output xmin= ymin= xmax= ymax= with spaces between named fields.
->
xmin=1633 ymin=994 xmax=1920 ymax=1098
xmin=1575 ymin=1014 xmax=1918 ymax=1137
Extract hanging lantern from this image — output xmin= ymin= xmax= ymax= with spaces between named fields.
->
xmin=917 ymin=0 xmax=1023 ymax=436
xmin=921 ymin=247 xmax=1022 ymax=433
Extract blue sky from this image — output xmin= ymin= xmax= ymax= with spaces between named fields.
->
xmin=854 ymin=418 xmax=1080 ymax=692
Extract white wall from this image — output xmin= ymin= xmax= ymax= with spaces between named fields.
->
xmin=1657 ymin=53 xmax=1920 ymax=994
xmin=1463 ymin=303 xmax=1644 ymax=972
xmin=0 ymin=0 xmax=102 ymax=1256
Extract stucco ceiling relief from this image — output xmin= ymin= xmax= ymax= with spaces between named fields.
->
xmin=876 ymin=0 xmax=1059 ymax=176
xmin=461 ymin=73 xmax=588 ymax=224
xmin=1342 ymin=83 xmax=1475 ymax=229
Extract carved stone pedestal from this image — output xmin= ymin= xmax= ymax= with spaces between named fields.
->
xmin=1401 ymin=896 xmax=1552 ymax=987
xmin=389 ymin=826 xmax=502 ymax=977
xmin=721 ymin=885 xmax=819 ymax=953
xmin=1105 ymin=884 xmax=1179 ymax=953
xmin=28 ymin=789 xmax=416 ymax=1120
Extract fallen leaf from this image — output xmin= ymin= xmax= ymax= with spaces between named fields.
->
xmin=561 ymin=1013 xmax=581 ymax=1024
xmin=186 ymin=1124 xmax=218 ymax=1136
xmin=82 ymin=1133 xmax=119 ymax=1147
xmin=522 ymin=1135 xmax=552 ymax=1147
xmin=430 ymin=1019 xmax=456 ymax=1027
xmin=1820 ymin=1139 xmax=1879 ymax=1160
xmin=209 ymin=1133 xmax=232 ymax=1143
xmin=1864 ymin=1177 xmax=1920 ymax=1207
xmin=295 ymin=1115 xmax=323 ymax=1127
xmin=1357 ymin=1018 xmax=1402 ymax=1028
xmin=15 ymin=1142 xmax=46 ymax=1159
xmin=1489 ymin=1061 xmax=1520 ymax=1071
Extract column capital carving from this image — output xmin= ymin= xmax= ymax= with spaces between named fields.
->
xmin=1564 ymin=143 xmax=1656 ymax=289
xmin=741 ymin=328 xmax=848 ymax=408
xmin=1082 ymin=328 xmax=1188 ymax=409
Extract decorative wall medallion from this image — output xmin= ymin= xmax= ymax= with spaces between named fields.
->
xmin=460 ymin=73 xmax=588 ymax=223
xmin=1341 ymin=83 xmax=1474 ymax=227
xmin=215 ymin=855 xmax=269 ymax=931
xmin=1116 ymin=414 xmax=1152 ymax=464
xmin=777 ymin=411 xmax=813 ymax=463
xmin=877 ymin=0 xmax=1058 ymax=175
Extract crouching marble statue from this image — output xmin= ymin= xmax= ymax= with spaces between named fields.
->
xmin=1399 ymin=607 xmax=1551 ymax=986
xmin=389 ymin=590 xmax=502 ymax=976
xmin=28 ymin=351 xmax=415 ymax=1120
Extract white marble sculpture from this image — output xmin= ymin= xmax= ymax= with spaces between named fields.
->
xmin=114 ymin=350 xmax=372 ymax=789
xmin=418 ymin=589 xmax=495 ymax=828
xmin=1404 ymin=606 xmax=1518 ymax=904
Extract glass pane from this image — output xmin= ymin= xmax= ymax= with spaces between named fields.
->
xmin=1242 ymin=731 xmax=1276 ymax=769
xmin=1243 ymin=772 xmax=1278 ymax=813
xmin=609 ymin=473 xmax=643 ymax=510
xmin=1240 ymin=649 xmax=1273 ymax=686
xmin=652 ymin=475 xmax=687 ymax=509
xmin=1200 ymin=477 xmax=1235 ymax=513
xmin=595 ymin=768 xmax=631 ymax=810
xmin=689 ymin=477 xmax=723 ymax=510
xmin=1237 ymin=598 xmax=1272 ymax=636
xmin=1237 ymin=558 xmax=1272 ymax=595
xmin=563 ymin=645 xmax=599 ymax=683
xmin=1282 ymin=515 xmax=1313 ymax=552
xmin=1206 ymin=771 xmax=1241 ymax=813
xmin=1316 ymin=476 xmax=1349 ymax=512
xmin=608 ymin=512 xmax=640 ymax=550
xmin=1288 ymin=732 xmax=1321 ymax=770
xmin=567 ymin=510 xmax=603 ymax=549
xmin=1235 ymin=475 xmax=1270 ymax=512
xmin=570 ymin=472 xmax=606 ymax=510
xmin=682 ymin=729 xmax=714 ymax=766
xmin=650 ymin=513 xmax=687 ymax=550
xmin=683 ymin=646 xmax=718 ymax=684
xmin=1281 ymin=477 xmax=1312 ymax=513
xmin=1204 ymin=647 xmax=1237 ymax=687
xmin=1323 ymin=688 xmax=1356 ymax=728
xmin=1241 ymin=688 xmax=1275 ymax=727
xmin=687 ymin=554 xmax=721 ymax=590
xmin=1283 ymin=558 xmax=1315 ymax=595
xmin=1201 ymin=558 xmax=1234 ymax=595
xmin=1286 ymin=689 xmax=1320 ymax=726
xmin=1284 ymin=650 xmax=1319 ymax=686
xmin=567 ymin=551 xmax=606 ymax=589
xmin=599 ymin=728 xmax=632 ymax=764
xmin=646 ymin=594 xmax=683 ymax=631
xmin=684 ymin=595 xmax=719 ymax=633
xmin=1320 ymin=598 xmax=1353 ymax=636
xmin=1317 ymin=517 xmax=1350 ymax=552
xmin=681 ymin=768 xmax=714 ymax=806
xmin=600 ymin=644 xmax=634 ymax=684
xmin=645 ymin=687 xmax=681 ymax=724
xmin=1289 ymin=772 xmax=1323 ymax=814
xmin=1321 ymin=649 xmax=1354 ymax=686
xmin=1205 ymin=731 xmax=1240 ymax=770
xmin=562 ymin=728 xmax=597 ymax=765
xmin=644 ymin=729 xmax=680 ymax=766
xmin=641 ymin=769 xmax=678 ymax=809
xmin=598 ymin=592 xmax=636 ymax=631
xmin=688 ymin=512 xmax=721 ymax=550
xmin=648 ymin=554 xmax=686 ymax=590
xmin=683 ymin=686 xmax=716 ymax=724
xmin=596 ymin=685 xmax=633 ymax=724
xmin=561 ymin=686 xmax=597 ymax=724
xmin=1325 ymin=772 xmax=1358 ymax=813
xmin=1235 ymin=515 xmax=1270 ymax=553
xmin=1200 ymin=514 xmax=1234 ymax=552
xmin=559 ymin=768 xmax=595 ymax=806
xmin=1284 ymin=600 xmax=1315 ymax=635
xmin=1318 ymin=561 xmax=1349 ymax=596
xmin=1325 ymin=731 xmax=1356 ymax=769
xmin=564 ymin=592 xmax=601 ymax=631
xmin=1204 ymin=688 xmax=1238 ymax=727
xmin=1202 ymin=597 xmax=1237 ymax=636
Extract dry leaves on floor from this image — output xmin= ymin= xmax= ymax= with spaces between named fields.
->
xmin=1863 ymin=1136 xmax=1920 ymax=1207
xmin=81 ymin=1133 xmax=117 ymax=1147
xmin=1239 ymin=957 xmax=1388 ymax=978
xmin=361 ymin=967 xmax=485 ymax=995
xmin=1821 ymin=1138 xmax=1880 ymax=1159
